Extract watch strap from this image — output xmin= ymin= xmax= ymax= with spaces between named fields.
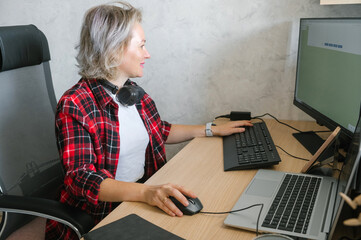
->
xmin=205 ymin=122 xmax=213 ymax=137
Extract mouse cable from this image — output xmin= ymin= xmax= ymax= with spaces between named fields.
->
xmin=200 ymin=203 xmax=264 ymax=236
xmin=275 ymin=145 xmax=309 ymax=161
xmin=252 ymin=113 xmax=331 ymax=134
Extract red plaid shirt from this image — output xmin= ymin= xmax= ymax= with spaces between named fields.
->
xmin=46 ymin=78 xmax=171 ymax=240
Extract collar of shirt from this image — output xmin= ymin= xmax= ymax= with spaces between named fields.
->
xmin=86 ymin=78 xmax=117 ymax=110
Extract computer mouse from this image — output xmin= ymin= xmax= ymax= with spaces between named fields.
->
xmin=169 ymin=196 xmax=203 ymax=215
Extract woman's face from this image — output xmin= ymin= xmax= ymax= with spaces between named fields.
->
xmin=117 ymin=23 xmax=150 ymax=80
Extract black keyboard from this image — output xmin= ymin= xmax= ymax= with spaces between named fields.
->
xmin=262 ymin=174 xmax=321 ymax=234
xmin=223 ymin=121 xmax=281 ymax=171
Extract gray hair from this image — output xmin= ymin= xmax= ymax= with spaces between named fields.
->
xmin=76 ymin=1 xmax=142 ymax=80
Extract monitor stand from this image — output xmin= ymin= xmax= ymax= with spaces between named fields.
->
xmin=292 ymin=131 xmax=334 ymax=162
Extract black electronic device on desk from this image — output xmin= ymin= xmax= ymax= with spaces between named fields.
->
xmin=223 ymin=121 xmax=281 ymax=171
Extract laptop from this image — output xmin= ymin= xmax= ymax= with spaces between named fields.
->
xmin=224 ymin=108 xmax=361 ymax=240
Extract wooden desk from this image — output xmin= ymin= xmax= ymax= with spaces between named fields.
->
xmin=90 ymin=119 xmax=333 ymax=239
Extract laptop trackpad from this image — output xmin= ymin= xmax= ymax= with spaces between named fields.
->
xmin=246 ymin=179 xmax=278 ymax=197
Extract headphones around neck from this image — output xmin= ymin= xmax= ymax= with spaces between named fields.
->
xmin=99 ymin=79 xmax=145 ymax=106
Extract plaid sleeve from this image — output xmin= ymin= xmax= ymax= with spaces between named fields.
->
xmin=159 ymin=120 xmax=171 ymax=141
xmin=56 ymin=97 xmax=112 ymax=206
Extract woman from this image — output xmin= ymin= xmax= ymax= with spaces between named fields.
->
xmin=45 ymin=2 xmax=252 ymax=239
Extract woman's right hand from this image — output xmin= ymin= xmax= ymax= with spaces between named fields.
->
xmin=142 ymin=183 xmax=197 ymax=217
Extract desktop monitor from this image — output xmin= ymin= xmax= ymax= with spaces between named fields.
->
xmin=293 ymin=18 xmax=361 ymax=152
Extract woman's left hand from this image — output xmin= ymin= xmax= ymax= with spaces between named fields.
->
xmin=212 ymin=120 xmax=253 ymax=136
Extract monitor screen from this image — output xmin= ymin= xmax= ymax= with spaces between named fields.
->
xmin=294 ymin=18 xmax=361 ymax=144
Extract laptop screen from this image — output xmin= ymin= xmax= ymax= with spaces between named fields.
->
xmin=328 ymin=104 xmax=361 ymax=238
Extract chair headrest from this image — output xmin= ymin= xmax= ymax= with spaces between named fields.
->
xmin=0 ymin=24 xmax=50 ymax=72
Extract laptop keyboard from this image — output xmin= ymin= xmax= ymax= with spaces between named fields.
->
xmin=262 ymin=174 xmax=321 ymax=234
xmin=223 ymin=121 xmax=281 ymax=171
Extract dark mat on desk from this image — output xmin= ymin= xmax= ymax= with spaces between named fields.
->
xmin=83 ymin=214 xmax=185 ymax=240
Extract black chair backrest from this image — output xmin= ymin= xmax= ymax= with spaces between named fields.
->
xmin=0 ymin=25 xmax=63 ymax=239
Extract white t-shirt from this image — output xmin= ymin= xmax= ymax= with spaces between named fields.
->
xmin=106 ymin=89 xmax=149 ymax=182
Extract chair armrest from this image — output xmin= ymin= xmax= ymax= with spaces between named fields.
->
xmin=0 ymin=194 xmax=94 ymax=238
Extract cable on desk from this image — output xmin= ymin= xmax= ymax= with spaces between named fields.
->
xmin=327 ymin=163 xmax=341 ymax=171
xmin=252 ymin=113 xmax=303 ymax=133
xmin=216 ymin=112 xmax=331 ymax=134
xmin=275 ymin=145 xmax=309 ymax=161
xmin=252 ymin=117 xmax=310 ymax=161
xmin=254 ymin=114 xmax=335 ymax=161
xmin=200 ymin=203 xmax=264 ymax=236
xmin=252 ymin=113 xmax=331 ymax=134
xmin=215 ymin=114 xmax=230 ymax=119
xmin=217 ymin=112 xmax=329 ymax=161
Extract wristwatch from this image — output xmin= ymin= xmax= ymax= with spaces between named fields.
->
xmin=205 ymin=122 xmax=213 ymax=137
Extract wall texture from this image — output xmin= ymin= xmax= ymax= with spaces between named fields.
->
xmin=1 ymin=0 xmax=361 ymax=157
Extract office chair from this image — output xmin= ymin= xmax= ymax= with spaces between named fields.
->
xmin=0 ymin=25 xmax=93 ymax=239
